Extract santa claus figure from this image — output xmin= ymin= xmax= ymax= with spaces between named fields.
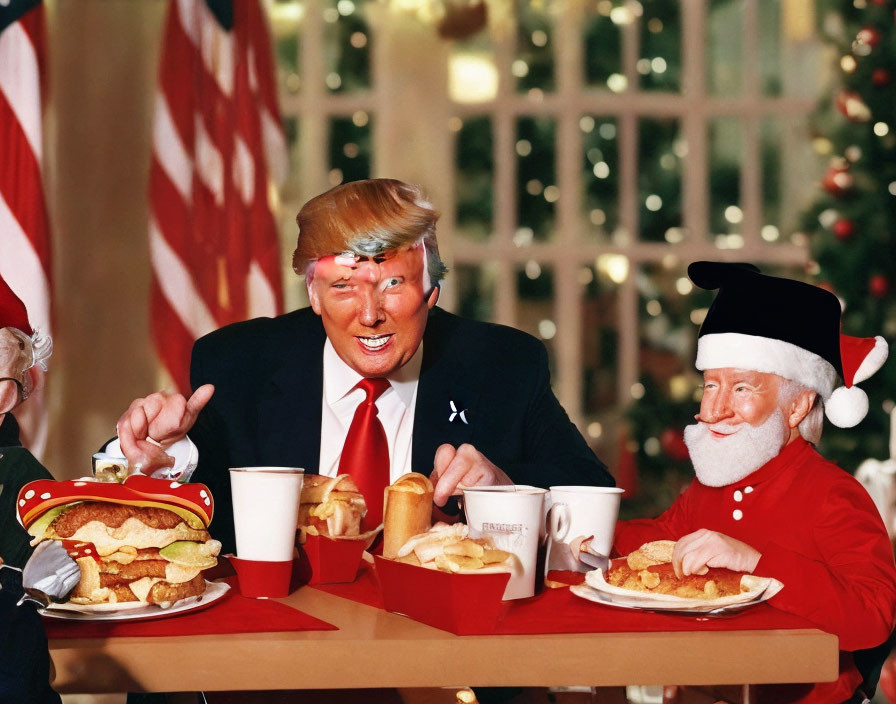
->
xmin=614 ymin=261 xmax=896 ymax=704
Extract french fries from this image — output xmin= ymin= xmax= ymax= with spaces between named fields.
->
xmin=394 ymin=523 xmax=514 ymax=574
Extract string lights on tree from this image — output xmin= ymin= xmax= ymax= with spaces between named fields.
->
xmin=801 ymin=0 xmax=896 ymax=471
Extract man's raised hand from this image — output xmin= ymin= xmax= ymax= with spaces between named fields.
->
xmin=429 ymin=443 xmax=513 ymax=506
xmin=116 ymin=384 xmax=214 ymax=474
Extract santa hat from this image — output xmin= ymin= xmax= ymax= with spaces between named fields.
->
xmin=0 ymin=273 xmax=33 ymax=335
xmin=0 ymin=272 xmax=52 ymax=372
xmin=689 ymin=261 xmax=888 ymax=428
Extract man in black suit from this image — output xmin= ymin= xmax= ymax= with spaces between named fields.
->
xmin=117 ymin=179 xmax=612 ymax=553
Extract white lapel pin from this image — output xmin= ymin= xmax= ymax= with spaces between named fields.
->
xmin=448 ymin=400 xmax=469 ymax=425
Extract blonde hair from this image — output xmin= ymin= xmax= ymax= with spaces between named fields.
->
xmin=292 ymin=179 xmax=447 ymax=285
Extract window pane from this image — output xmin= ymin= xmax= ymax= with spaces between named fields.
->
xmin=707 ymin=0 xmax=743 ymax=96
xmin=517 ymin=117 xmax=557 ymax=241
xmin=270 ymin=1 xmax=301 ymax=94
xmin=516 ymin=263 xmax=556 ymax=374
xmin=759 ymin=1 xmax=782 ymax=96
xmin=708 ymin=117 xmax=742 ymax=246
xmin=328 ymin=115 xmax=371 ymax=185
xmin=456 ymin=117 xmax=494 ymax=242
xmin=639 ymin=118 xmax=683 ymax=242
xmin=455 ymin=263 xmax=496 ymax=322
xmin=584 ymin=5 xmax=622 ymax=89
xmin=280 ymin=117 xmax=302 ymax=204
xmin=324 ymin=0 xmax=370 ymax=93
xmin=582 ymin=262 xmax=619 ymax=416
xmin=763 ymin=115 xmax=825 ymax=244
xmin=638 ymin=1 xmax=681 ymax=93
xmin=582 ymin=116 xmax=619 ymax=242
xmin=516 ymin=7 xmax=554 ymax=94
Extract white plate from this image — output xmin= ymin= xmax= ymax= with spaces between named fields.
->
xmin=39 ymin=580 xmax=230 ymax=621
xmin=570 ymin=569 xmax=783 ymax=615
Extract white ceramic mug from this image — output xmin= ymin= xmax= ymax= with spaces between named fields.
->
xmin=462 ymin=485 xmax=548 ymax=600
xmin=229 ymin=467 xmax=304 ymax=562
xmin=546 ymin=486 xmax=624 ymax=572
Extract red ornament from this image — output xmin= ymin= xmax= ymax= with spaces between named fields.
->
xmin=822 ymin=162 xmax=854 ymax=197
xmin=436 ymin=0 xmax=488 ymax=40
xmin=870 ymin=275 xmax=890 ymax=298
xmin=872 ymin=68 xmax=891 ymax=86
xmin=660 ymin=428 xmax=690 ymax=462
xmin=836 ymin=90 xmax=872 ymax=121
xmin=833 ymin=219 xmax=855 ymax=240
xmin=856 ymin=27 xmax=882 ymax=48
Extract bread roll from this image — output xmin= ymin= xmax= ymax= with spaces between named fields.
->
xmin=626 ymin=540 xmax=675 ymax=570
xmin=383 ymin=472 xmax=434 ymax=558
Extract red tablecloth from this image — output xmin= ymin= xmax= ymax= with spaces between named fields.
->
xmin=314 ymin=563 xmax=827 ymax=636
xmin=312 ymin=560 xmax=383 ymax=609
xmin=45 ymin=579 xmax=337 ymax=639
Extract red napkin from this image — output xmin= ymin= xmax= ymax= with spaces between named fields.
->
xmin=44 ymin=579 xmax=336 ymax=639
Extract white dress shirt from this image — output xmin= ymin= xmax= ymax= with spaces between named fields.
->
xmin=319 ymin=338 xmax=421 ymax=481
xmin=107 ymin=340 xmax=423 ymax=482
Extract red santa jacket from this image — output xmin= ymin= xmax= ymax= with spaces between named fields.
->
xmin=615 ymin=438 xmax=896 ymax=703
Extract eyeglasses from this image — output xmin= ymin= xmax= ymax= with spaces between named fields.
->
xmin=0 ymin=377 xmax=27 ymax=415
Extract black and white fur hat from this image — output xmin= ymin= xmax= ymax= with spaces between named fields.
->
xmin=689 ymin=261 xmax=888 ymax=428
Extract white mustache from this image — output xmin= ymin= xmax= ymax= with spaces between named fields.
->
xmin=701 ymin=421 xmax=748 ymax=436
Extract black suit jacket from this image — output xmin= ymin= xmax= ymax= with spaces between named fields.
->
xmin=189 ymin=306 xmax=613 ymax=552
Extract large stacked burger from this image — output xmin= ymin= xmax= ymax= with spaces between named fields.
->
xmin=17 ymin=475 xmax=221 ymax=607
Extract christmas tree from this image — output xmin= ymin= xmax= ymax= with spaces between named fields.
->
xmin=801 ymin=0 xmax=896 ymax=471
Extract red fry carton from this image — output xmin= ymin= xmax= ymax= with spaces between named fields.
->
xmin=303 ymin=534 xmax=366 ymax=584
xmin=373 ymin=555 xmax=510 ymax=635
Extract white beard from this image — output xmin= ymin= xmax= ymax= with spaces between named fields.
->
xmin=683 ymin=409 xmax=789 ymax=487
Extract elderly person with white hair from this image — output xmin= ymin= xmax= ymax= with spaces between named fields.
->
xmin=0 ymin=273 xmax=60 ymax=704
xmin=614 ymin=261 xmax=896 ymax=704
xmin=0 ymin=274 xmax=53 ymax=567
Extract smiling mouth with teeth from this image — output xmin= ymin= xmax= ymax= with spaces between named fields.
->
xmin=358 ymin=334 xmax=392 ymax=350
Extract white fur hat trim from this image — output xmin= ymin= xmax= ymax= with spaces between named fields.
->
xmin=696 ymin=332 xmax=838 ymax=398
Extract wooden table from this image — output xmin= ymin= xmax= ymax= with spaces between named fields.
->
xmin=48 ymin=585 xmax=839 ymax=694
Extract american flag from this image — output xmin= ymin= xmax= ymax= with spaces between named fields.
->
xmin=149 ymin=0 xmax=287 ymax=393
xmin=0 ymin=0 xmax=52 ymax=456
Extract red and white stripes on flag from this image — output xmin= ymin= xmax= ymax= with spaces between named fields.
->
xmin=0 ymin=0 xmax=52 ymax=457
xmin=149 ymin=0 xmax=287 ymax=393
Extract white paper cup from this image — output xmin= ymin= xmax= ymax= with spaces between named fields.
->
xmin=546 ymin=485 xmax=623 ymax=571
xmin=229 ymin=467 xmax=304 ymax=562
xmin=462 ymin=485 xmax=547 ymax=600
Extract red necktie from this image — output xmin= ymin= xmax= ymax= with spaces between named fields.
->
xmin=338 ymin=377 xmax=391 ymax=530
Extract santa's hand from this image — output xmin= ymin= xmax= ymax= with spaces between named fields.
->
xmin=117 ymin=385 xmax=214 ymax=474
xmin=430 ymin=443 xmax=513 ymax=506
xmin=671 ymin=528 xmax=761 ymax=578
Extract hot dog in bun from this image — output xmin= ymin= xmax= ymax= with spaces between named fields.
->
xmin=605 ymin=540 xmax=754 ymax=600
xmin=16 ymin=475 xmax=221 ymax=606
xmin=383 ymin=472 xmax=433 ymax=559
